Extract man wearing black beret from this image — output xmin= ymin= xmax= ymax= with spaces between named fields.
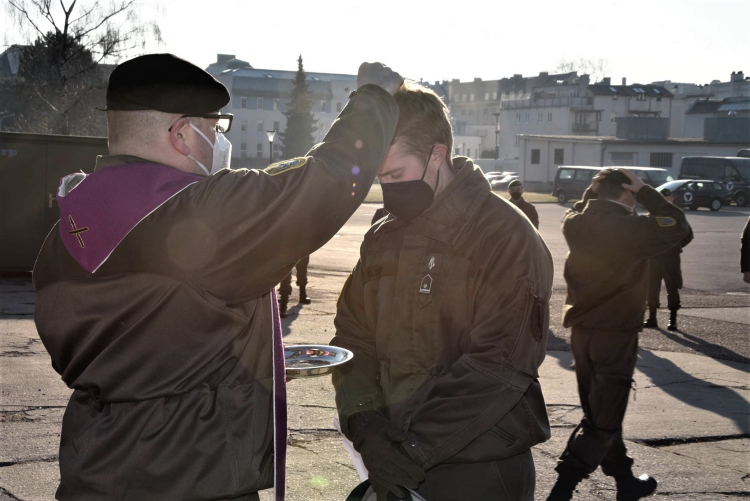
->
xmin=508 ymin=179 xmax=539 ymax=229
xmin=547 ymin=168 xmax=689 ymax=501
xmin=32 ymin=53 xmax=403 ymax=500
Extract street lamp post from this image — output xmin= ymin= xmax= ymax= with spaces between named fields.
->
xmin=492 ymin=112 xmax=500 ymax=160
xmin=266 ymin=130 xmax=277 ymax=165
xmin=0 ymin=113 xmax=15 ymax=131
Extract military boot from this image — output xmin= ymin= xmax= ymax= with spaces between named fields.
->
xmin=615 ymin=473 xmax=657 ymax=501
xmin=667 ymin=308 xmax=678 ymax=331
xmin=279 ymin=294 xmax=289 ymax=319
xmin=546 ymin=473 xmax=583 ymax=501
xmin=299 ymin=287 xmax=312 ymax=305
xmin=643 ymin=307 xmax=658 ymax=328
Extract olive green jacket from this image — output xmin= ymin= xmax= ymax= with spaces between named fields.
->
xmin=332 ymin=158 xmax=553 ymax=470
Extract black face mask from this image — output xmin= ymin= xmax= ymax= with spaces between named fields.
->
xmin=381 ymin=147 xmax=438 ymax=223
xmin=510 ymin=192 xmax=522 ymax=200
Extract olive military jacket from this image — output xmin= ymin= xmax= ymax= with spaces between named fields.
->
xmin=32 ymin=84 xmax=398 ymax=501
xmin=331 ymin=158 xmax=553 ymax=470
xmin=562 ymin=186 xmax=690 ymax=332
xmin=510 ymin=196 xmax=539 ymax=229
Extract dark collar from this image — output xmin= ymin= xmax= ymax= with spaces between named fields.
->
xmin=584 ymin=198 xmax=634 ymax=215
xmin=404 ymin=157 xmax=491 ymax=245
xmin=95 ymin=155 xmax=156 ymax=171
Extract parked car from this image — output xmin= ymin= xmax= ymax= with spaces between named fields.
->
xmin=679 ymin=156 xmax=750 ymax=206
xmin=551 ymin=166 xmax=673 ymax=203
xmin=489 ymin=172 xmax=519 ymax=190
xmin=656 ymin=179 xmax=732 ymax=211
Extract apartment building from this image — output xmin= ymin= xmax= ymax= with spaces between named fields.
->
xmin=206 ymin=54 xmax=356 ymax=164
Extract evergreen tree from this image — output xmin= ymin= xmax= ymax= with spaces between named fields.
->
xmin=279 ymin=55 xmax=318 ymax=159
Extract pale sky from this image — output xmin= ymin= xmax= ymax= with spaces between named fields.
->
xmin=2 ymin=0 xmax=748 ymax=86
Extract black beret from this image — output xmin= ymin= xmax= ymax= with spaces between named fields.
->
xmin=106 ymin=54 xmax=230 ymax=113
xmin=600 ymin=169 xmax=632 ymax=187
xmin=660 ymin=188 xmax=672 ymax=197
xmin=508 ymin=179 xmax=523 ymax=189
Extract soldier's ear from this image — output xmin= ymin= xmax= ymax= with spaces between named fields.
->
xmin=432 ymin=143 xmax=449 ymax=167
xmin=170 ymin=118 xmax=192 ymax=157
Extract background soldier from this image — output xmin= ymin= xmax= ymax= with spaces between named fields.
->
xmin=548 ymin=168 xmax=689 ymax=501
xmin=645 ymin=188 xmax=694 ymax=330
xmin=278 ymin=256 xmax=312 ymax=318
xmin=508 ymin=179 xmax=539 ymax=229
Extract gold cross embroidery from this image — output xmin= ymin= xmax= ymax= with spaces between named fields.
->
xmin=68 ymin=215 xmax=89 ymax=248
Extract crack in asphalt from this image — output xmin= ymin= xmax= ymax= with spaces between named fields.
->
xmin=634 ymin=433 xmax=750 ymax=447
xmin=0 ymin=455 xmax=58 ymax=468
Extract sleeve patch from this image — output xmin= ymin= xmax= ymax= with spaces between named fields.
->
xmin=264 ymin=157 xmax=308 ymax=176
xmin=656 ymin=216 xmax=676 ymax=227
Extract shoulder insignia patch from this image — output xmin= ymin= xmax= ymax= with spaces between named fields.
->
xmin=656 ymin=216 xmax=676 ymax=227
xmin=264 ymin=157 xmax=308 ymax=177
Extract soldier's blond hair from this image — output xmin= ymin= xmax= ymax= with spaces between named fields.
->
xmin=392 ymin=80 xmax=453 ymax=163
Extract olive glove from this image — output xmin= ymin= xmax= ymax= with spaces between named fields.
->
xmin=348 ymin=411 xmax=426 ymax=500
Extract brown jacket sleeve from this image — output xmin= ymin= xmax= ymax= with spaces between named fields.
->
xmin=185 ymin=84 xmax=398 ymax=302
xmin=742 ymin=217 xmax=750 ymax=273
xmin=330 ymin=255 xmax=386 ymax=439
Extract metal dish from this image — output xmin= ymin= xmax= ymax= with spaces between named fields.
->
xmin=284 ymin=344 xmax=354 ymax=379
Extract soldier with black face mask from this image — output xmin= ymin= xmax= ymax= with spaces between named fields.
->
xmin=508 ymin=180 xmax=539 ymax=229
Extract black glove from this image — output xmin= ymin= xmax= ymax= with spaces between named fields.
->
xmin=348 ymin=411 xmax=425 ymax=500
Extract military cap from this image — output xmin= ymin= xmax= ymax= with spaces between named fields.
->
xmin=105 ymin=54 xmax=230 ymax=113
xmin=660 ymin=188 xmax=672 ymax=197
xmin=508 ymin=179 xmax=523 ymax=189
xmin=600 ymin=169 xmax=632 ymax=187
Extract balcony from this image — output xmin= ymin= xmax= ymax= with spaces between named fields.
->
xmin=501 ymin=97 xmax=592 ymax=110
xmin=572 ymin=122 xmax=596 ymax=132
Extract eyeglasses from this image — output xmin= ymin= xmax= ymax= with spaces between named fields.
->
xmin=168 ymin=113 xmax=234 ymax=133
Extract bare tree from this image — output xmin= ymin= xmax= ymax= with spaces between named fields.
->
xmin=557 ymin=57 xmax=610 ymax=84
xmin=3 ymin=0 xmax=162 ymax=134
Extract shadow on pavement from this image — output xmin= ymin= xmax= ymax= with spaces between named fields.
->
xmin=547 ymin=329 xmax=575 ymax=372
xmin=637 ymin=349 xmax=750 ymax=433
xmin=686 ymin=209 xmax=750 ymax=218
xmin=658 ymin=328 xmax=750 ymax=367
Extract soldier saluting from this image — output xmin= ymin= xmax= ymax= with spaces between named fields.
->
xmin=32 ymin=54 xmax=402 ymax=501
xmin=547 ymin=168 xmax=689 ymax=501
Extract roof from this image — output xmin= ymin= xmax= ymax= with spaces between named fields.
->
xmin=518 ymin=134 xmax=750 ymax=145
xmin=687 ymin=97 xmax=750 ymax=114
xmin=588 ymin=84 xmax=674 ymax=98
xmin=0 ymin=45 xmax=26 ymax=76
xmin=226 ymin=67 xmax=356 ymax=81
xmin=224 ymin=67 xmax=356 ymax=98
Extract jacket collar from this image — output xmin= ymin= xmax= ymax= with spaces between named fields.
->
xmin=403 ymin=157 xmax=491 ymax=245
xmin=95 ymin=154 xmax=154 ymax=171
xmin=584 ymin=198 xmax=634 ymax=215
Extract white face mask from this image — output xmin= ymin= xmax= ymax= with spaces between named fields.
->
xmin=188 ymin=124 xmax=232 ymax=176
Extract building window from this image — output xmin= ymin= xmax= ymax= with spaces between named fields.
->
xmin=273 ymin=99 xmax=279 ymax=111
xmin=320 ymin=123 xmax=327 ymax=134
xmin=257 ymin=97 xmax=264 ymax=109
xmin=525 ymin=113 xmax=530 ymax=124
xmin=344 ymin=86 xmax=350 ymax=93
xmin=273 ymin=121 xmax=280 ymax=131
xmin=650 ymin=153 xmax=673 ymax=168
xmin=470 ymin=94 xmax=475 ymax=101
xmin=241 ymin=121 xmax=247 ymax=132
xmin=241 ymin=97 xmax=247 ymax=109
xmin=483 ymin=108 xmax=488 ymax=117
xmin=257 ymin=121 xmax=264 ymax=132
xmin=596 ymin=111 xmax=602 ymax=123
xmin=538 ymin=112 xmax=543 ymax=123
xmin=492 ymin=91 xmax=497 ymax=100
xmin=469 ymin=109 xmax=474 ymax=117
xmin=657 ymin=96 xmax=662 ymax=102
xmin=484 ymin=92 xmax=489 ymax=100
xmin=336 ymin=102 xmax=342 ymax=113
xmin=613 ymin=94 xmax=618 ymax=100
xmin=240 ymin=142 xmax=247 ymax=158
xmin=547 ymin=112 xmax=553 ymax=123
xmin=610 ymin=112 xmax=618 ymax=123
xmin=637 ymin=94 xmax=647 ymax=102
xmin=515 ymin=136 xmax=520 ymax=146
xmin=516 ymin=113 xmax=521 ymax=124
xmin=531 ymin=149 xmax=540 ymax=164
xmin=462 ymin=94 xmax=467 ymax=102
xmin=462 ymin=109 xmax=466 ymax=117
xmin=320 ymin=101 xmax=327 ymax=113
xmin=610 ymin=152 xmax=635 ymax=165
xmin=256 ymin=143 xmax=263 ymax=158
xmin=455 ymin=148 xmax=460 ymax=155
xmin=554 ymin=148 xmax=564 ymax=165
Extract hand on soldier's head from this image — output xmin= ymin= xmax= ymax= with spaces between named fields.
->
xmin=591 ymin=168 xmax=612 ymax=194
xmin=617 ymin=168 xmax=646 ymax=193
xmin=357 ymin=62 xmax=404 ymax=96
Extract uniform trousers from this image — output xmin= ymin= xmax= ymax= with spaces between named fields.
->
xmin=279 ymin=255 xmax=309 ymax=297
xmin=647 ymin=254 xmax=683 ymax=310
xmin=556 ymin=328 xmax=638 ymax=477
xmin=412 ymin=450 xmax=536 ymax=501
